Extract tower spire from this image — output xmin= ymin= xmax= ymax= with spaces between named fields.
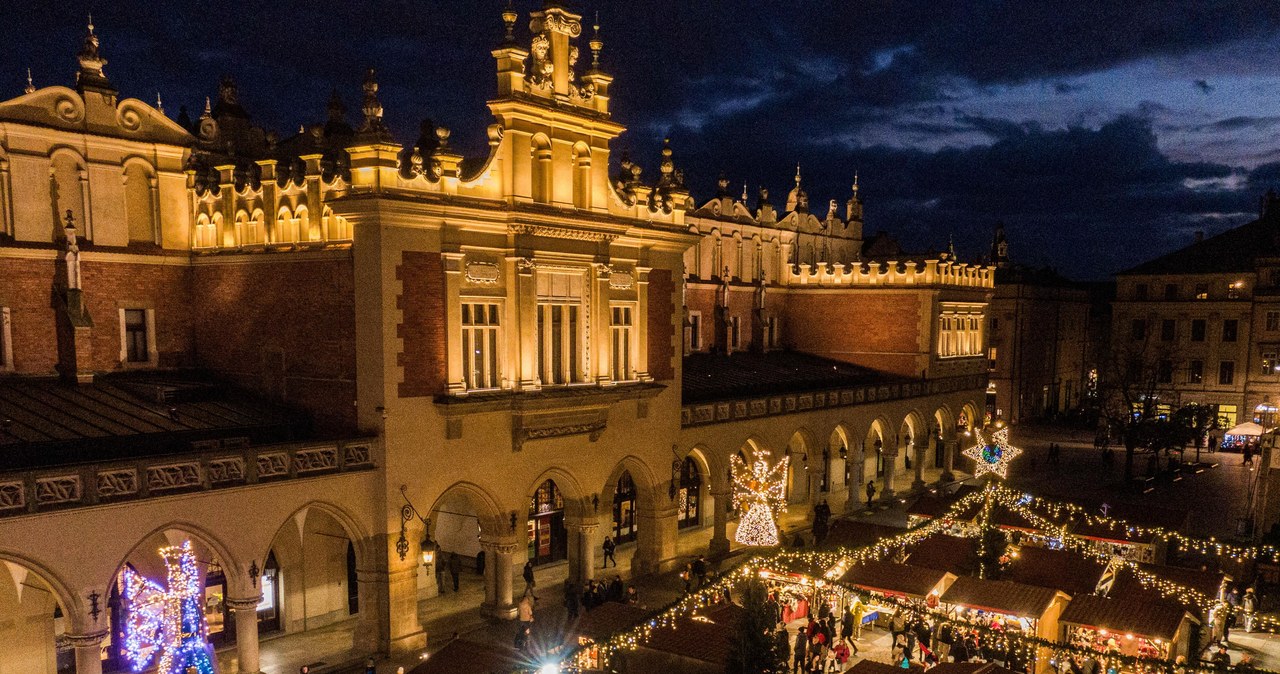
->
xmin=589 ymin=11 xmax=603 ymax=69
xmin=356 ymin=68 xmax=394 ymax=144
xmin=23 ymin=67 xmax=34 ymax=94
xmin=155 ymin=92 xmax=164 ymax=115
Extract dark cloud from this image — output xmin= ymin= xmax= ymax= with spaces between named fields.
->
xmin=1194 ymin=79 xmax=1216 ymax=94
xmin=4 ymin=1 xmax=1280 ymax=278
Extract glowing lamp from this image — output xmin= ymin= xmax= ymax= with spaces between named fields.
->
xmin=420 ymin=535 xmax=435 ymax=566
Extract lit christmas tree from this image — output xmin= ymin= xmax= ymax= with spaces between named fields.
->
xmin=731 ymin=449 xmax=789 ymax=547
xmin=120 ymin=540 xmax=217 ymax=674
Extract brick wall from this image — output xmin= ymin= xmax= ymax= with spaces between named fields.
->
xmin=396 ymin=252 xmax=447 ymax=397
xmin=780 ymin=291 xmax=927 ymax=376
xmin=648 ymin=269 xmax=675 ymax=381
xmin=0 ymin=256 xmax=193 ymax=374
xmin=192 ymin=256 xmax=357 ymax=433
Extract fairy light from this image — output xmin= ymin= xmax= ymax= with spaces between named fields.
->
xmin=731 ymin=448 xmax=788 ymax=546
xmin=120 ymin=541 xmax=216 ymax=674
xmin=962 ymin=425 xmax=1022 ymax=479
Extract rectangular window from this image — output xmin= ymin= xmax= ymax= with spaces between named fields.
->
xmin=990 ymin=317 xmax=999 ymax=332
xmin=765 ymin=315 xmax=779 ymax=348
xmin=123 ymin=309 xmax=150 ymax=363
xmin=1268 ymin=311 xmax=1280 ymax=331
xmin=1160 ymin=319 xmax=1175 ymax=342
xmin=0 ymin=307 xmax=11 ymax=371
xmin=1222 ymin=319 xmax=1238 ymax=342
xmin=1157 ymin=359 xmax=1174 ymax=383
xmin=730 ymin=316 xmax=741 ymax=349
xmin=1228 ymin=281 xmax=1245 ymax=299
xmin=1219 ymin=360 xmax=1235 ymax=385
xmin=1217 ymin=404 xmax=1238 ymax=428
xmin=610 ymin=304 xmax=634 ymax=382
xmin=1264 ymin=352 xmax=1278 ymax=376
xmin=1191 ymin=319 xmax=1206 ymax=342
xmin=988 ymin=347 xmax=998 ymax=371
xmin=1130 ymin=319 xmax=1146 ymax=341
xmin=1195 ymin=283 xmax=1209 ymax=300
xmin=536 ymin=272 xmax=585 ymax=386
xmin=1188 ymin=360 xmax=1204 ymax=384
xmin=1164 ymin=283 xmax=1178 ymax=300
xmin=461 ymin=302 xmax=500 ymax=390
xmin=1135 ymin=283 xmax=1148 ymax=300
xmin=688 ymin=311 xmax=702 ymax=351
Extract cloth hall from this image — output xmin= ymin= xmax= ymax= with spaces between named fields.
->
xmin=0 ymin=8 xmax=990 ymax=673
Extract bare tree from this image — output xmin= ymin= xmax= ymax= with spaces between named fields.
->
xmin=1096 ymin=329 xmax=1184 ymax=485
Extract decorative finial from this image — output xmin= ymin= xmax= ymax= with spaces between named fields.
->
xmin=742 ymin=182 xmax=748 ymax=202
xmin=501 ymin=0 xmax=518 ymax=44
xmin=202 ymin=96 xmax=211 ymax=117
xmin=155 ymin=92 xmax=163 ymax=114
xmin=87 ymin=14 xmax=94 ymax=35
xmin=357 ymin=67 xmax=394 ymax=143
xmin=589 ymin=12 xmax=603 ymax=68
xmin=853 ymin=171 xmax=859 ymax=194
xmin=794 ymin=162 xmax=802 ymax=186
xmin=24 ymin=67 xmax=34 ymax=94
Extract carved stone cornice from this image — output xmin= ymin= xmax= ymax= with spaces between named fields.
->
xmin=63 ymin=630 xmax=109 ymax=648
xmin=479 ymin=539 xmax=520 ymax=555
xmin=509 ymin=223 xmax=617 ymax=243
xmin=225 ymin=596 xmax=263 ymax=612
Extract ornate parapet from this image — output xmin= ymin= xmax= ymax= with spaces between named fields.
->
xmin=680 ymin=373 xmax=986 ymax=428
xmin=784 ymin=259 xmax=994 ymax=289
xmin=0 ymin=438 xmax=376 ymax=519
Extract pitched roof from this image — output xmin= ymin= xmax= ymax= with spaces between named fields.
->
xmin=907 ymin=486 xmax=980 ymax=519
xmin=1005 ymin=546 xmax=1107 ymax=596
xmin=1059 ymin=594 xmax=1193 ymax=641
xmin=848 ymin=659 xmax=925 ymax=674
xmin=642 ymin=603 xmax=744 ymax=665
xmin=929 ymin=663 xmax=1015 ymax=674
xmin=573 ymin=601 xmax=650 ymax=642
xmin=1111 ymin=563 xmax=1226 ymax=608
xmin=905 ymin=535 xmax=978 ymax=576
xmin=682 ymin=351 xmax=901 ymax=404
xmin=841 ymin=560 xmax=952 ymax=598
xmin=823 ymin=521 xmax=909 ymax=549
xmin=0 ymin=373 xmax=306 ymax=470
xmin=1118 ymin=208 xmax=1280 ymax=276
xmin=408 ymin=639 xmax=526 ymax=674
xmin=940 ymin=576 xmax=1065 ymax=618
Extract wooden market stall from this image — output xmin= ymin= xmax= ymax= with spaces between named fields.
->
xmin=939 ymin=577 xmax=1070 ymax=674
xmin=1059 ymin=593 xmax=1198 ymax=664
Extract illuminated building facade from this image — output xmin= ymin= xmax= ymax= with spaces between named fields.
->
xmin=0 ymin=7 xmax=989 ymax=673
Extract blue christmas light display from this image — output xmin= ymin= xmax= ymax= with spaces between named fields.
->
xmin=120 ymin=540 xmax=217 ymax=674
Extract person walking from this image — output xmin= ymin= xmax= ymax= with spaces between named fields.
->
xmin=447 ymin=551 xmax=462 ymax=592
xmin=865 ymin=480 xmax=876 ymax=509
xmin=433 ymin=545 xmax=448 ymax=594
xmin=522 ymin=560 xmax=536 ymax=598
xmin=1243 ymin=588 xmax=1257 ymax=632
xmin=692 ymin=555 xmax=708 ymax=589
xmin=1244 ymin=443 xmax=1255 ymax=466
xmin=602 ymin=534 xmax=617 ymax=568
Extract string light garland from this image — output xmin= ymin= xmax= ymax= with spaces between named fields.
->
xmin=119 ymin=541 xmax=216 ymax=674
xmin=962 ymin=424 xmax=1022 ymax=479
xmin=730 ymin=448 xmax=789 ymax=546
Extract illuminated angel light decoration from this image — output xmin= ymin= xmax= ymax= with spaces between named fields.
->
xmin=120 ymin=541 xmax=216 ymax=674
xmin=731 ymin=449 xmax=789 ymax=546
xmin=962 ymin=424 xmax=1022 ymax=479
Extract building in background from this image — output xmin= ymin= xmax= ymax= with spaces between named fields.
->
xmin=985 ymin=223 xmax=1092 ymax=423
xmin=0 ymin=8 xmax=988 ymax=674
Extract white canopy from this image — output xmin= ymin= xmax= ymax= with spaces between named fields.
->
xmin=1225 ymin=421 xmax=1265 ymax=437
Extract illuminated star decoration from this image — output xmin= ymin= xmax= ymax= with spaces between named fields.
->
xmin=731 ymin=449 xmax=789 ymax=547
xmin=963 ymin=425 xmax=1022 ymax=479
xmin=120 ymin=541 xmax=216 ymax=674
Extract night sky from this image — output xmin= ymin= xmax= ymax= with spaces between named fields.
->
xmin=7 ymin=1 xmax=1280 ymax=278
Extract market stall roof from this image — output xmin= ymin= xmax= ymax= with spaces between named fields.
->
xmin=848 ymin=659 xmax=926 ymax=674
xmin=907 ymin=486 xmax=980 ymax=519
xmin=823 ymin=521 xmax=911 ymax=549
xmin=573 ymin=602 xmax=650 ymax=642
xmin=940 ymin=576 xmax=1066 ymax=618
xmin=929 ymin=663 xmax=1016 ymax=674
xmin=1225 ymin=421 xmax=1265 ymax=436
xmin=841 ymin=560 xmax=954 ymax=598
xmin=1004 ymin=546 xmax=1107 ymax=596
xmin=1111 ymin=563 xmax=1227 ymax=608
xmin=408 ymin=639 xmax=526 ymax=674
xmin=1063 ymin=501 xmax=1187 ymax=544
xmin=905 ymin=534 xmax=978 ymax=576
xmin=642 ymin=603 xmax=744 ymax=665
xmin=1059 ymin=593 xmax=1194 ymax=641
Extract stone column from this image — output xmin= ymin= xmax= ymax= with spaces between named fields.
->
xmin=941 ymin=439 xmax=958 ymax=483
xmin=570 ymin=520 xmax=599 ymax=584
xmin=845 ymin=450 xmax=866 ymax=514
xmin=66 ymin=631 xmax=106 ymax=674
xmin=912 ymin=441 xmax=926 ymax=490
xmin=480 ymin=537 xmax=518 ymax=619
xmin=227 ymin=596 xmax=263 ymax=674
xmin=709 ymin=487 xmax=731 ymax=556
xmin=881 ymin=448 xmax=898 ymax=499
xmin=631 ymin=503 xmax=678 ymax=575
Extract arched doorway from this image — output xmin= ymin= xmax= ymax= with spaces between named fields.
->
xmin=260 ymin=506 xmax=362 ymax=635
xmin=613 ymin=472 xmax=639 ymax=544
xmin=933 ymin=407 xmax=955 ymax=469
xmin=105 ymin=530 xmax=235 ymax=673
xmin=786 ymin=430 xmax=811 ymax=505
xmin=828 ymin=426 xmax=849 ymax=494
xmin=864 ymin=420 xmax=887 ymax=488
xmin=0 ymin=559 xmax=70 ymax=674
xmin=528 ymin=479 xmax=568 ymax=566
xmin=676 ymin=456 xmax=702 ymax=529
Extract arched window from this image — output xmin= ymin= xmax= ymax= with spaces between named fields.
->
xmin=123 ymin=162 xmax=156 ymax=243
xmin=248 ymin=209 xmax=265 ymax=245
xmin=528 ymin=480 xmax=567 ymax=565
xmin=677 ymin=457 xmax=701 ymax=529
xmin=194 ymin=213 xmax=212 ymax=249
xmin=211 ymin=212 xmax=224 ymax=249
xmin=531 ymin=134 xmax=552 ymax=204
xmin=612 ymin=472 xmax=638 ymax=543
xmin=572 ymin=142 xmax=591 ymax=209
xmin=275 ymin=207 xmax=293 ymax=243
xmin=295 ymin=205 xmax=315 ymax=242
xmin=233 ymin=210 xmax=248 ymax=248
